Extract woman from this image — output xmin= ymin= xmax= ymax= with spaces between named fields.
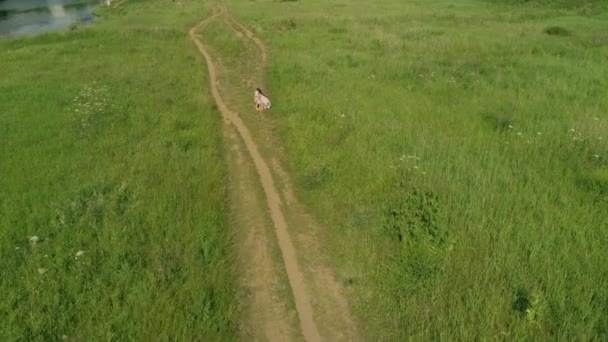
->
xmin=254 ymin=88 xmax=271 ymax=111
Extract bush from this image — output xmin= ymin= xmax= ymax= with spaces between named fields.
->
xmin=385 ymin=189 xmax=446 ymax=248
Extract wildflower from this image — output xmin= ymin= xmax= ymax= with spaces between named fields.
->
xmin=75 ymin=250 xmax=85 ymax=258
xmin=516 ymin=132 xmax=522 ymax=136
xmin=413 ymin=165 xmax=419 ymax=169
xmin=594 ymin=117 xmax=599 ymax=121
xmin=29 ymin=235 xmax=39 ymax=244
xmin=569 ymin=128 xmax=576 ymax=132
xmin=15 ymin=247 xmax=20 ymax=251
xmin=37 ymin=268 xmax=47 ymax=275
xmin=594 ymin=155 xmax=600 ymax=158
xmin=422 ymin=171 xmax=427 ymax=175
xmin=508 ymin=125 xmax=513 ymax=129
xmin=537 ymin=132 xmax=542 ymax=136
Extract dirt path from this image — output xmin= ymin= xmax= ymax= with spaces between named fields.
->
xmin=189 ymin=2 xmax=359 ymax=341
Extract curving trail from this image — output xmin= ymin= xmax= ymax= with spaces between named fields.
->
xmin=189 ymin=2 xmax=359 ymax=341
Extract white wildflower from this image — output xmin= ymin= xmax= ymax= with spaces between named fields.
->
xmin=75 ymin=250 xmax=85 ymax=258
xmin=508 ymin=125 xmax=513 ymax=129
xmin=29 ymin=235 xmax=39 ymax=244
xmin=37 ymin=268 xmax=47 ymax=275
xmin=537 ymin=132 xmax=542 ymax=136
xmin=516 ymin=132 xmax=522 ymax=136
xmin=594 ymin=154 xmax=600 ymax=158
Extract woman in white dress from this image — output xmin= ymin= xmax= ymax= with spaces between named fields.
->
xmin=254 ymin=88 xmax=271 ymax=111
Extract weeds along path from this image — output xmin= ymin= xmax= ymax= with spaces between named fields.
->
xmin=189 ymin=1 xmax=359 ymax=341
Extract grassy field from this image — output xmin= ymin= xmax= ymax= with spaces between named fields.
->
xmin=0 ymin=1 xmax=237 ymax=340
xmin=2 ymin=0 xmax=608 ymax=340
xmin=228 ymin=0 xmax=608 ymax=339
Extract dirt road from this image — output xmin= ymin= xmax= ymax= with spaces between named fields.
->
xmin=189 ymin=2 xmax=359 ymax=341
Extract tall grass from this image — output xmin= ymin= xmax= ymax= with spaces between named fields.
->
xmin=0 ymin=1 xmax=236 ymax=340
xmin=229 ymin=0 xmax=608 ymax=339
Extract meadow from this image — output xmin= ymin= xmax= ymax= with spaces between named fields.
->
xmin=227 ymin=0 xmax=608 ymax=339
xmin=2 ymin=0 xmax=608 ymax=340
xmin=0 ymin=1 xmax=236 ymax=340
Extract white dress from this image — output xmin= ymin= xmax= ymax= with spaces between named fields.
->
xmin=254 ymin=90 xmax=271 ymax=110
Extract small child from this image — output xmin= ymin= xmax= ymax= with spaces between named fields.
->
xmin=254 ymin=88 xmax=271 ymax=111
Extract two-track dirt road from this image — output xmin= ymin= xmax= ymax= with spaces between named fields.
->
xmin=189 ymin=2 xmax=359 ymax=341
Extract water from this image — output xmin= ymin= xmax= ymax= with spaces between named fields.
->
xmin=0 ymin=0 xmax=98 ymax=37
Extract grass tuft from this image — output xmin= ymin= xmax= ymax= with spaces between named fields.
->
xmin=544 ymin=25 xmax=571 ymax=36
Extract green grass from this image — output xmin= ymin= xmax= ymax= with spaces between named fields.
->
xmin=0 ymin=1 xmax=236 ymax=340
xmin=3 ymin=0 xmax=607 ymax=339
xmin=228 ymin=0 xmax=608 ymax=339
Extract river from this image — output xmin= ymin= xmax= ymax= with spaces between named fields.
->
xmin=0 ymin=0 xmax=98 ymax=37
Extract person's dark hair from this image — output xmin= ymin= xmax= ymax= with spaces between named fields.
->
xmin=256 ymin=87 xmax=264 ymax=95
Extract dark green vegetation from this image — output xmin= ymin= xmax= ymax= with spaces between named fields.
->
xmin=487 ymin=0 xmax=607 ymax=10
xmin=0 ymin=1 xmax=236 ymax=340
xmin=229 ymin=0 xmax=608 ymax=339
